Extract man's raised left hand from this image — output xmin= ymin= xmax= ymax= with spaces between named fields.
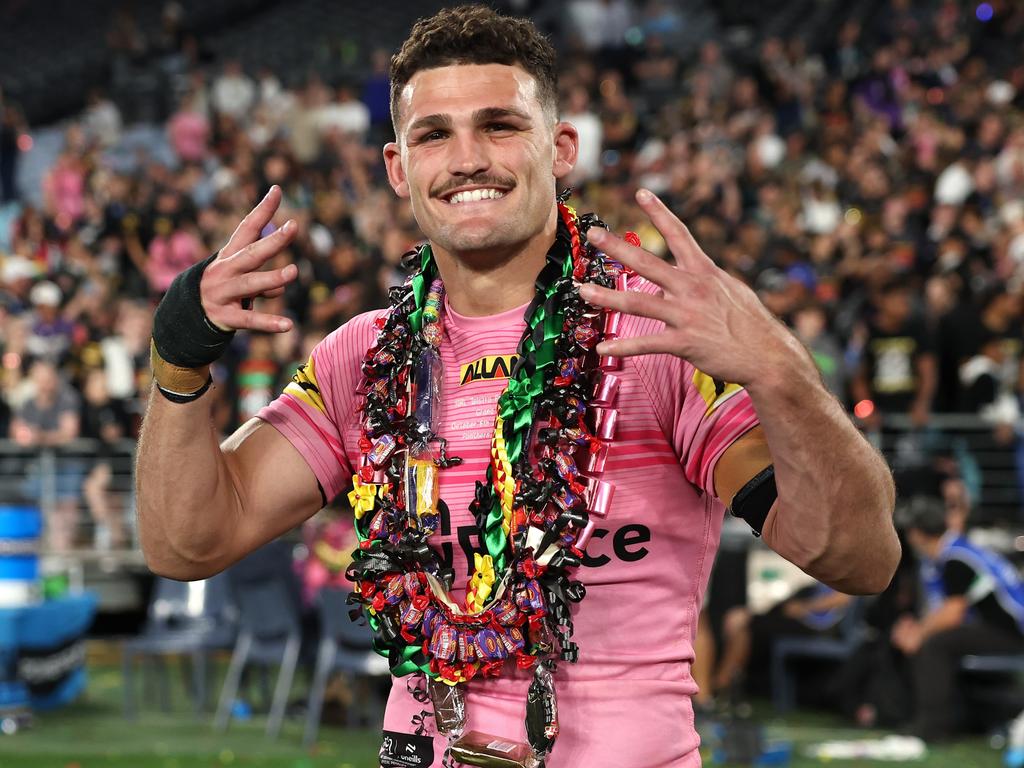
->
xmin=578 ymin=189 xmax=806 ymax=388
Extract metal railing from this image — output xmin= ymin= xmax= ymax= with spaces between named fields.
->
xmin=0 ymin=438 xmax=138 ymax=555
xmin=0 ymin=412 xmax=1020 ymax=559
xmin=865 ymin=413 xmax=1024 ymax=526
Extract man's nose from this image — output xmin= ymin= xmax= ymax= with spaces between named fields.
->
xmin=448 ymin=132 xmax=490 ymax=177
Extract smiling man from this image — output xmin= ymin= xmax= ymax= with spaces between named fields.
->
xmin=136 ymin=6 xmax=899 ymax=767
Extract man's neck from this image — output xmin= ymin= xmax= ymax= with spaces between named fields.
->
xmin=431 ymin=207 xmax=558 ymax=317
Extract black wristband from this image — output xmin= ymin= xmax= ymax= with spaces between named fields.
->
xmin=152 ymin=252 xmax=234 ymax=368
xmin=156 ymin=376 xmax=214 ymax=404
xmin=729 ymin=464 xmax=777 ymax=537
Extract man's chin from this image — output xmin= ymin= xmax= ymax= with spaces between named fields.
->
xmin=434 ymin=226 xmax=516 ymax=256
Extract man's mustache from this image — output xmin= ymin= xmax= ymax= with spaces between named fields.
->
xmin=431 ymin=176 xmax=516 ymax=198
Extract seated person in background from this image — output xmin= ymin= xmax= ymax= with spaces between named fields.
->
xmin=11 ymin=359 xmax=83 ymax=551
xmin=894 ymin=495 xmax=1024 ymax=742
xmin=80 ymin=368 xmax=132 ymax=549
xmin=714 ymin=581 xmax=852 ymax=700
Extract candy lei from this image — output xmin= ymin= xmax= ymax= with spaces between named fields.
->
xmin=347 ymin=197 xmax=628 ymax=757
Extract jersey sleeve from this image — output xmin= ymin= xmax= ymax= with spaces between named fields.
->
xmin=257 ymin=311 xmax=382 ymax=502
xmin=672 ymin=365 xmax=760 ymax=499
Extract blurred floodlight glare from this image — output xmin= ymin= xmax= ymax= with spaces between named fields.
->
xmin=976 ymin=3 xmax=994 ymax=21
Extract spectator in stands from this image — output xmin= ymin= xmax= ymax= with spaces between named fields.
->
xmin=894 ymin=495 xmax=1024 ymax=741
xmin=82 ymin=88 xmax=123 ymax=149
xmin=168 ymin=88 xmax=211 ymax=164
xmin=561 ymin=85 xmax=602 ymax=187
xmin=851 ymin=277 xmax=936 ymax=429
xmin=316 ymin=82 xmax=370 ymax=141
xmin=41 ymin=141 xmax=87 ymax=233
xmin=959 ymin=326 xmax=1022 ymax=426
xmin=80 ymin=367 xmax=130 ymax=549
xmin=712 ymin=583 xmax=852 ymax=702
xmin=211 ymin=59 xmax=255 ymax=120
xmin=11 ymin=359 xmax=82 ymax=551
xmin=361 ymin=48 xmax=394 ymax=136
xmin=792 ymin=300 xmax=845 ymax=397
xmin=25 ymin=280 xmax=75 ymax=365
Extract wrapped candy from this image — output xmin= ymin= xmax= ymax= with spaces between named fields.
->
xmin=384 ymin=575 xmax=405 ymax=605
xmin=401 ymin=594 xmax=429 ymax=628
xmin=429 ymin=676 xmax=467 ymax=735
xmin=573 ymin=324 xmax=598 ymax=349
xmin=430 ymin=624 xmax=458 ymax=661
xmin=406 ymin=446 xmax=440 ymax=521
xmin=413 ymin=347 xmax=443 ymax=433
xmin=475 ymin=628 xmax=508 ymax=661
xmin=450 ymin=732 xmax=541 ymax=768
xmin=368 ymin=434 xmax=397 ymax=467
xmin=457 ymin=630 xmax=477 ymax=663
xmin=525 ymin=665 xmax=559 ymax=757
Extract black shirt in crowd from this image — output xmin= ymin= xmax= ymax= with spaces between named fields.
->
xmin=862 ymin=318 xmax=934 ymax=414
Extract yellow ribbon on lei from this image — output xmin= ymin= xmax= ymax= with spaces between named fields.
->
xmin=490 ymin=418 xmax=517 ymax=537
xmin=348 ymin=474 xmax=386 ymax=520
xmin=465 ymin=553 xmax=496 ymax=614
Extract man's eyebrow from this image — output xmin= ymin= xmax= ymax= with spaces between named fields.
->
xmin=407 ymin=113 xmax=454 ymax=134
xmin=474 ymin=106 xmax=532 ymax=123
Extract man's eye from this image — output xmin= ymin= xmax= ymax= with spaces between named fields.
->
xmin=422 ymin=130 xmax=446 ymax=142
xmin=486 ymin=123 xmax=514 ymax=132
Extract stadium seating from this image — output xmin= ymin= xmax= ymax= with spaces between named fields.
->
xmin=122 ymin=573 xmax=236 ymax=718
xmin=214 ymin=540 xmax=305 ymax=739
xmin=302 ymin=586 xmax=389 ymax=747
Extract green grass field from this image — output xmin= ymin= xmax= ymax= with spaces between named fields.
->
xmin=0 ymin=660 xmax=1006 ymax=768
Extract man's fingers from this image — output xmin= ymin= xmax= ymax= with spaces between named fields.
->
xmin=223 ymin=219 xmax=297 ymax=273
xmin=222 ymin=186 xmax=283 ymax=258
xmin=218 ymin=307 xmax=293 ymax=333
xmin=586 ymin=227 xmax=677 ymax=287
xmin=217 ymin=263 xmax=297 ymax=301
xmin=578 ymin=283 xmax=675 ymax=325
xmin=260 ymin=286 xmax=286 ymax=299
xmin=595 ymin=332 xmax=673 ymax=359
xmin=634 ymin=189 xmax=715 ymax=271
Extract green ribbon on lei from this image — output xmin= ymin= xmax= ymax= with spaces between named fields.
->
xmin=407 ymin=245 xmax=434 ymax=334
xmin=474 ymin=231 xmax=575 ymax=569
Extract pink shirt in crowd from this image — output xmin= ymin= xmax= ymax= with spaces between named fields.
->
xmin=168 ymin=109 xmax=210 ymax=164
xmin=259 ymin=276 xmax=760 ymax=767
xmin=147 ymin=230 xmax=203 ymax=294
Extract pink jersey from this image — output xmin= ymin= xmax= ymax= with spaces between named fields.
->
xmin=259 ymin=277 xmax=759 ymax=767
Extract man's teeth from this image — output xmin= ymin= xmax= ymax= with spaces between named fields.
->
xmin=447 ymin=188 xmax=506 ymax=204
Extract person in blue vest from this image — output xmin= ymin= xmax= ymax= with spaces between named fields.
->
xmin=893 ymin=495 xmax=1024 ymax=742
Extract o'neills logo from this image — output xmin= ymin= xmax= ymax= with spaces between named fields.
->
xmin=459 ymin=354 xmax=519 ymax=385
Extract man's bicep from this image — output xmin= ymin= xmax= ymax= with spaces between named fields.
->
xmin=713 ymin=425 xmax=772 ymax=505
xmin=221 ymin=418 xmax=325 ymax=554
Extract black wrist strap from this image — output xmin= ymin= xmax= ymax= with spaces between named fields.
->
xmin=729 ymin=464 xmax=777 ymax=537
xmin=156 ymin=376 xmax=214 ymax=404
xmin=153 ymin=252 xmax=234 ymax=368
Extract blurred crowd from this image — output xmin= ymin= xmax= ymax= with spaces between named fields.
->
xmin=1 ymin=0 xmax=1024 ymax=548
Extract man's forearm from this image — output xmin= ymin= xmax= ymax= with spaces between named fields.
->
xmin=919 ymin=598 xmax=967 ymax=641
xmin=136 ymin=385 xmax=243 ymax=580
xmin=750 ymin=335 xmax=899 ymax=594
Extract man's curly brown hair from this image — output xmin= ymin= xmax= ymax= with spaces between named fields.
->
xmin=390 ymin=5 xmax=558 ymax=130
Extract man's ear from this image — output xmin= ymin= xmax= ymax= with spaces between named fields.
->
xmin=552 ymin=121 xmax=580 ymax=180
xmin=383 ymin=142 xmax=410 ymax=198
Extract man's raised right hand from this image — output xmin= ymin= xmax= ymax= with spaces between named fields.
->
xmin=201 ymin=185 xmax=299 ymax=333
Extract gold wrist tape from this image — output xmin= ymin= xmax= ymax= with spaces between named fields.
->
xmin=150 ymin=340 xmax=211 ymax=394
